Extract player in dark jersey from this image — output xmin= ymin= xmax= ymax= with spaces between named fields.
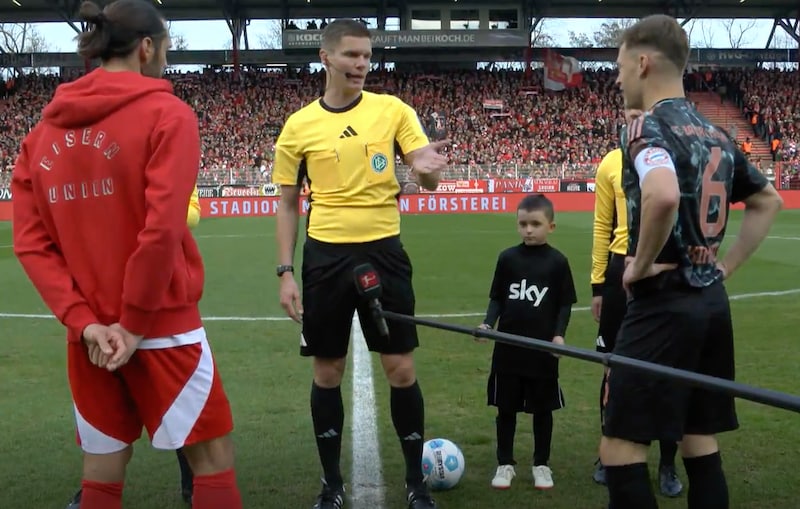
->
xmin=600 ymin=14 xmax=783 ymax=509
xmin=476 ymin=194 xmax=577 ymax=491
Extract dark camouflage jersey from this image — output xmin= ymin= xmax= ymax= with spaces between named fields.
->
xmin=620 ymin=98 xmax=768 ymax=288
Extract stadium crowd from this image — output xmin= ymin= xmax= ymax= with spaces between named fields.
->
xmin=0 ymin=67 xmax=797 ymax=189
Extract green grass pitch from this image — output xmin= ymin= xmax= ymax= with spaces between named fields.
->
xmin=0 ymin=211 xmax=798 ymax=508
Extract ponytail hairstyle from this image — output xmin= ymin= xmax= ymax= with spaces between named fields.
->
xmin=77 ymin=0 xmax=168 ymax=61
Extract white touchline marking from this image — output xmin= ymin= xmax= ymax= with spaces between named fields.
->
xmin=1 ymin=288 xmax=798 ymax=321
xmin=350 ymin=313 xmax=386 ymax=509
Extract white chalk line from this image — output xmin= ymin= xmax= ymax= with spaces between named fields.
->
xmin=350 ymin=313 xmax=386 ymax=509
xmin=1 ymin=288 xmax=798 ymax=321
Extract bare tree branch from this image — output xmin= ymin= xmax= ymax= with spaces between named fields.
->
xmin=530 ymin=20 xmax=555 ymax=48
xmin=722 ymin=18 xmax=757 ymax=49
xmin=682 ymin=19 xmax=698 ymax=46
xmin=568 ymin=31 xmax=593 ymax=48
xmin=769 ymin=31 xmax=796 ymax=50
xmin=0 ymin=23 xmax=50 ymax=53
xmin=693 ymin=20 xmax=716 ymax=48
xmin=592 ymin=19 xmax=635 ymax=47
xmin=256 ymin=21 xmax=283 ymax=49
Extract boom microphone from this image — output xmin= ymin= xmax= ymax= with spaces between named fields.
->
xmin=353 ymin=263 xmax=390 ymax=337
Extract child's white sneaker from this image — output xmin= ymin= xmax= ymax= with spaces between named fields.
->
xmin=532 ymin=465 xmax=554 ymax=489
xmin=491 ymin=464 xmax=516 ymax=489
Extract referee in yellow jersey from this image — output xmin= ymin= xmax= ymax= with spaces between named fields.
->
xmin=273 ymin=19 xmax=448 ymax=509
xmin=590 ymin=146 xmax=683 ymax=497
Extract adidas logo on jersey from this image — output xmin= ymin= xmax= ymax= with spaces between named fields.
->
xmin=339 ymin=126 xmax=358 ymax=138
xmin=508 ymin=279 xmax=549 ymax=306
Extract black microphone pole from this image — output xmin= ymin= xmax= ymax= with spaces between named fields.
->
xmin=382 ymin=310 xmax=800 ymax=415
xmin=370 ymin=298 xmax=390 ymax=337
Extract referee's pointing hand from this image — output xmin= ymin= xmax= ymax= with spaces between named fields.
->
xmin=411 ymin=140 xmax=450 ymax=175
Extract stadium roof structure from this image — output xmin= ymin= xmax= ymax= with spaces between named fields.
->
xmin=2 ymin=0 xmax=799 ymax=25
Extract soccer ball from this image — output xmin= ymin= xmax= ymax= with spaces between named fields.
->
xmin=421 ymin=438 xmax=465 ymax=491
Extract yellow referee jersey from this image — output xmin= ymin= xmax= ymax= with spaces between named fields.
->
xmin=272 ymin=91 xmax=430 ymax=244
xmin=590 ymin=148 xmax=628 ymax=293
xmin=187 ymin=185 xmax=201 ymax=229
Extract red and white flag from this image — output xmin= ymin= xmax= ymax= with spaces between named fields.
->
xmin=543 ymin=49 xmax=583 ymax=91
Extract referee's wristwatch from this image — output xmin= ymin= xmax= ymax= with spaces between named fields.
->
xmin=276 ymin=264 xmax=294 ymax=277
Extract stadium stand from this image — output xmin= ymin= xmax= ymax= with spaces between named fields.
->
xmin=0 ymin=67 xmax=796 ymax=189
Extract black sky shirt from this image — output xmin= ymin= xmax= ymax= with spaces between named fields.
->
xmin=487 ymin=243 xmax=578 ymax=378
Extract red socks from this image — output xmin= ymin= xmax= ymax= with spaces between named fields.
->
xmin=192 ymin=468 xmax=243 ymax=509
xmin=79 ymin=469 xmax=242 ymax=509
xmin=80 ymin=480 xmax=124 ymax=509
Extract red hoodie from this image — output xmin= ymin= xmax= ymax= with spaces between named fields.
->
xmin=12 ymin=68 xmax=203 ymax=342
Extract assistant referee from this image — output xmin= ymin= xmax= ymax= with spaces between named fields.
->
xmin=272 ymin=19 xmax=448 ymax=509
xmin=590 ymin=146 xmax=683 ymax=498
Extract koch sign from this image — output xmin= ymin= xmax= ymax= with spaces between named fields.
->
xmin=282 ymin=30 xmax=528 ymax=49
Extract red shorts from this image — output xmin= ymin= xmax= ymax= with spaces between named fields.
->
xmin=68 ymin=327 xmax=234 ymax=454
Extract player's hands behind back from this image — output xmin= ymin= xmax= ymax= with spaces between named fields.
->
xmin=82 ymin=323 xmax=141 ymax=371
xmin=82 ymin=324 xmax=122 ymax=368
xmin=622 ymin=256 xmax=678 ymax=294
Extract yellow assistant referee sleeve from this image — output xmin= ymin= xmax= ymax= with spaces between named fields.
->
xmin=187 ymin=186 xmax=201 ymax=229
xmin=590 ymin=148 xmax=626 ymax=294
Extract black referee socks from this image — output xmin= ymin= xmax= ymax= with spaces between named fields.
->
xmin=683 ymin=451 xmax=729 ymax=509
xmin=310 ymin=382 xmax=345 ymax=490
xmin=605 ymin=462 xmax=658 ymax=509
xmin=390 ymin=381 xmax=426 ymax=486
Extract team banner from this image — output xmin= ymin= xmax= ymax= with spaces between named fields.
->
xmin=487 ymin=178 xmax=560 ymax=194
xmin=483 ymin=99 xmax=504 ymax=110
xmin=0 ymin=187 xmax=11 ymax=201
xmin=420 ymin=179 xmax=487 ymax=194
xmin=427 ymin=111 xmax=448 ymax=140
xmin=560 ymin=180 xmax=589 ymax=192
xmin=261 ymin=183 xmax=281 ymax=196
xmin=197 ymin=186 xmax=221 ymax=198
xmin=218 ymin=184 xmax=280 ymax=197
xmin=543 ymin=49 xmax=583 ymax=91
xmin=282 ymin=30 xmax=528 ymax=49
xmin=199 ymin=193 xmax=600 ymax=218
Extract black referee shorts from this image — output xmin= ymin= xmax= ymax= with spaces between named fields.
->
xmin=602 ymin=274 xmax=739 ymax=443
xmin=596 ymin=253 xmax=627 ymax=354
xmin=299 ymin=235 xmax=418 ymax=359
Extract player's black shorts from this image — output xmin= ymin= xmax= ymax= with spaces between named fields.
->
xmin=596 ymin=253 xmax=627 ymax=354
xmin=487 ymin=372 xmax=565 ymax=414
xmin=602 ymin=273 xmax=739 ymax=443
xmin=300 ymin=235 xmax=418 ymax=358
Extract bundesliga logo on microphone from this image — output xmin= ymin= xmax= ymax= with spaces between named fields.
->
xmin=359 ymin=271 xmax=379 ymax=291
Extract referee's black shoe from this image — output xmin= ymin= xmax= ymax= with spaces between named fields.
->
xmin=406 ymin=483 xmax=437 ymax=509
xmin=312 ymin=479 xmax=345 ymax=509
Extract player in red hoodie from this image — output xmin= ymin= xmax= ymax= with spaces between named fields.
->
xmin=11 ymin=1 xmax=243 ymax=509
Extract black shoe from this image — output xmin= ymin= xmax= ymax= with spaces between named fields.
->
xmin=177 ymin=449 xmax=194 ymax=504
xmin=593 ymin=458 xmax=607 ymax=485
xmin=312 ymin=480 xmax=345 ymax=509
xmin=406 ymin=483 xmax=437 ymax=509
xmin=658 ymin=464 xmax=683 ymax=498
xmin=65 ymin=489 xmax=81 ymax=509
